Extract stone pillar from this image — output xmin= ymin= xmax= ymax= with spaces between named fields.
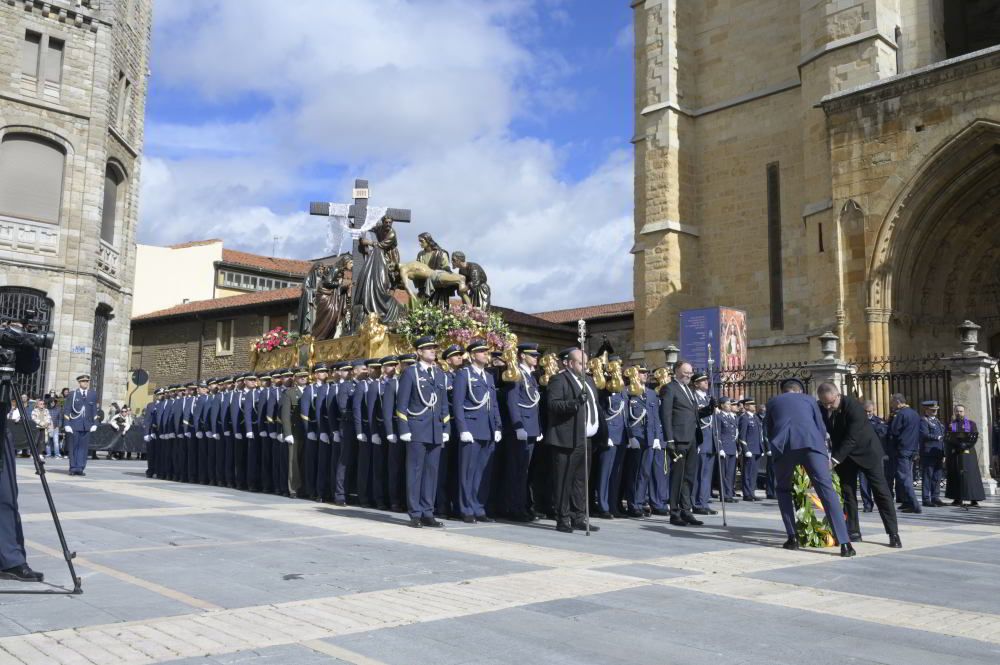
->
xmin=805 ymin=331 xmax=852 ymax=393
xmin=944 ymin=321 xmax=997 ymax=496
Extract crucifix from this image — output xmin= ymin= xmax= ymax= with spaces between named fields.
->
xmin=310 ymin=178 xmax=410 ymax=332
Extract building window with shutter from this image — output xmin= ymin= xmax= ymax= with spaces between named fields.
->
xmin=21 ymin=31 xmax=41 ymax=79
xmin=44 ymin=37 xmax=63 ymax=92
xmin=0 ymin=133 xmax=66 ymax=224
xmin=216 ymin=320 xmax=234 ymax=356
xmin=101 ymin=164 xmax=125 ymax=244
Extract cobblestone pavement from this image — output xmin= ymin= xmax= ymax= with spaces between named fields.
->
xmin=1 ymin=458 xmax=998 ymax=664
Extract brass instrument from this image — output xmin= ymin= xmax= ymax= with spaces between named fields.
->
xmin=652 ymin=367 xmax=670 ymax=391
xmin=607 ymin=358 xmax=625 ymax=393
xmin=502 ymin=337 xmax=521 ymax=383
xmin=539 ymin=352 xmax=559 ymax=387
xmin=624 ymin=365 xmax=644 ymax=396
xmin=588 ymin=355 xmax=607 ymax=390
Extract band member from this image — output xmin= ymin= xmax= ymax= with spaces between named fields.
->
xmin=738 ymin=399 xmax=763 ymax=501
xmin=596 ymin=356 xmax=628 ymax=519
xmin=453 ymin=340 xmax=502 ymax=523
xmin=231 ymin=375 xmax=248 ymax=490
xmin=396 ymin=336 xmax=449 ymax=527
xmin=502 ymin=343 xmax=543 ymax=522
xmin=193 ymin=380 xmax=212 ymax=485
xmin=438 ymin=345 xmax=465 ymax=518
xmin=242 ymin=374 xmax=264 ymax=491
xmin=375 ymin=356 xmax=399 ymax=511
xmin=918 ymin=400 xmax=946 ymax=507
xmin=626 ymin=366 xmax=666 ymax=517
xmin=545 ymin=348 xmax=605 ymax=534
xmin=715 ymin=398 xmax=739 ymax=503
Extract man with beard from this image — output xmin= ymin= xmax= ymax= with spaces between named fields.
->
xmin=660 ymin=361 xmax=715 ymax=526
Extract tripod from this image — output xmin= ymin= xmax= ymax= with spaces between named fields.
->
xmin=0 ymin=363 xmax=82 ymax=594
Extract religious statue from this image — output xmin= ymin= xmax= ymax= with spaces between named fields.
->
xmin=298 ymin=254 xmax=353 ymax=340
xmin=374 ymin=215 xmax=401 ymax=289
xmin=451 ymin=251 xmax=491 ymax=309
xmin=398 ymin=232 xmax=467 ymax=307
xmin=353 ymin=228 xmax=404 ymax=329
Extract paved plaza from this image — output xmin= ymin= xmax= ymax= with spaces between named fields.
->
xmin=0 ymin=458 xmax=998 ymax=664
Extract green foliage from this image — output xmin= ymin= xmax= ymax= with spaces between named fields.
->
xmin=792 ymin=464 xmax=844 ymax=548
xmin=394 ymin=301 xmax=513 ymax=349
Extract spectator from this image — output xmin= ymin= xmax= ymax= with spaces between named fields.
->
xmin=31 ymin=398 xmax=53 ymax=458
xmin=45 ymin=394 xmax=63 ymax=458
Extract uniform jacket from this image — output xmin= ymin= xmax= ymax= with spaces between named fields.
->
xmin=602 ymin=388 xmax=628 ymax=444
xmin=627 ymin=387 xmax=662 ymax=446
xmin=301 ymin=382 xmax=327 ymax=438
xmin=764 ymin=392 xmax=828 ymax=457
xmin=453 ymin=366 xmax=502 ymax=441
xmin=395 ymin=363 xmax=449 ymax=444
xmin=376 ymin=377 xmax=397 ymax=439
xmin=502 ymin=366 xmax=542 ymax=438
xmin=714 ymin=412 xmax=738 ymax=455
xmin=888 ymin=406 xmax=920 ymax=456
xmin=64 ymin=388 xmax=98 ymax=432
xmin=280 ymin=384 xmax=305 ymax=439
xmin=738 ymin=412 xmax=764 ymax=455
xmin=337 ymin=380 xmax=357 ymax=438
xmin=919 ymin=416 xmax=945 ymax=453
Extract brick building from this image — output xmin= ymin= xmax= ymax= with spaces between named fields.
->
xmin=0 ymin=0 xmax=152 ymax=401
xmin=533 ymin=301 xmax=636 ymax=361
xmin=632 ymin=0 xmax=1000 ymax=362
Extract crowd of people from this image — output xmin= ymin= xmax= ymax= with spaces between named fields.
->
xmin=137 ymin=337 xmax=995 ymax=536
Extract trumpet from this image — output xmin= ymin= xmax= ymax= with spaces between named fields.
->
xmin=588 ymin=355 xmax=607 ymax=390
xmin=539 ymin=352 xmax=559 ymax=386
xmin=607 ymin=358 xmax=625 ymax=393
xmin=624 ymin=365 xmax=644 ymax=396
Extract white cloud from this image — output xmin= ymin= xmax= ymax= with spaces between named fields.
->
xmin=140 ymin=0 xmax=633 ymax=312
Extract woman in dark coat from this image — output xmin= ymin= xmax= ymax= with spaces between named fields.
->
xmin=944 ymin=405 xmax=985 ymax=506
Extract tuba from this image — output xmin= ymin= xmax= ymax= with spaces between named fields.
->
xmin=502 ymin=341 xmax=521 ymax=383
xmin=653 ymin=367 xmax=671 ymax=392
xmin=539 ymin=352 xmax=559 ymax=387
xmin=624 ymin=365 xmax=644 ymax=396
xmin=607 ymin=358 xmax=625 ymax=393
xmin=588 ymin=355 xmax=607 ymax=390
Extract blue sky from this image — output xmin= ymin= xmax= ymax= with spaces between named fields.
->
xmin=140 ymin=0 xmax=634 ymax=311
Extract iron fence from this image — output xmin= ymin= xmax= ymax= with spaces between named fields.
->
xmin=845 ymin=355 xmax=952 ymax=419
xmin=711 ymin=362 xmax=814 ymax=405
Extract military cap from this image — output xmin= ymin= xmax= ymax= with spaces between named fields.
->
xmin=185 ymin=381 xmax=197 ymax=389
xmin=466 ymin=339 xmax=489 ymax=354
xmin=608 ymin=354 xmax=622 ymax=362
xmin=293 ymin=367 xmax=310 ymax=377
xmin=153 ymin=387 xmax=165 ymax=395
xmin=719 ymin=396 xmax=733 ymax=405
xmin=517 ymin=343 xmax=541 ymax=356
xmin=351 ymin=359 xmax=367 ymax=368
xmin=491 ymin=350 xmax=504 ymax=359
xmin=921 ymin=400 xmax=939 ymax=407
xmin=244 ymin=373 xmax=259 ymax=380
xmin=414 ymin=335 xmax=438 ymax=350
xmin=779 ymin=377 xmax=806 ymax=392
xmin=634 ymin=365 xmax=650 ymax=373
xmin=313 ymin=362 xmax=329 ymax=372
xmin=366 ymin=358 xmax=383 ymax=368
xmin=443 ymin=344 xmax=463 ymax=360
xmin=197 ymin=380 xmax=207 ymax=388
xmin=558 ymin=347 xmax=579 ymax=361
xmin=331 ymin=361 xmax=349 ymax=370
xmin=380 ymin=355 xmax=399 ymax=366
xmin=399 ymin=353 xmax=417 ymax=365
xmin=278 ymin=368 xmax=294 ymax=378
xmin=76 ymin=374 xmax=91 ymax=382
xmin=207 ymin=378 xmax=219 ymax=386
xmin=742 ymin=398 xmax=755 ymax=406
xmin=259 ymin=373 xmax=272 ymax=382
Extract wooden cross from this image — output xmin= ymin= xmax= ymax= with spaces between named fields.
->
xmin=309 ymin=178 xmax=410 ymax=325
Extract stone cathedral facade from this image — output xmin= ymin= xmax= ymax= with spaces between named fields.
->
xmin=632 ymin=0 xmax=1000 ymax=363
xmin=0 ymin=0 xmax=152 ymax=401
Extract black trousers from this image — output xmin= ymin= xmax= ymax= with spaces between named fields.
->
xmin=836 ymin=456 xmax=898 ymax=537
xmin=551 ymin=442 xmax=589 ymax=525
xmin=668 ymin=441 xmax=698 ymax=515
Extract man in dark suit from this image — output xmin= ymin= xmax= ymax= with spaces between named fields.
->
xmin=660 ymin=361 xmax=715 ymax=526
xmin=545 ymin=348 xmax=606 ymax=534
xmin=817 ymin=383 xmax=901 ymax=547
xmin=765 ymin=379 xmax=854 ymax=557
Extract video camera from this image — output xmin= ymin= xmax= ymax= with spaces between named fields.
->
xmin=0 ymin=309 xmax=54 ymax=374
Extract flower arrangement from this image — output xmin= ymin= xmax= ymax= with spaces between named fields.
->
xmin=792 ymin=465 xmax=844 ymax=547
xmin=254 ymin=326 xmax=295 ymax=353
xmin=395 ymin=301 xmax=512 ymax=350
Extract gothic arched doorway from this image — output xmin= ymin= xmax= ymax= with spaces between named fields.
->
xmin=868 ymin=121 xmax=1000 ymax=356
xmin=0 ymin=287 xmax=54 ymax=397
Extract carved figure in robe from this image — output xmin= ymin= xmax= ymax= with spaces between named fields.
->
xmin=353 ymin=231 xmax=404 ymax=328
xmin=374 ymin=215 xmax=401 ymax=289
xmin=311 ymin=254 xmax=353 ymax=340
xmin=398 ymin=232 xmax=465 ymax=306
xmin=451 ymin=251 xmax=491 ymax=309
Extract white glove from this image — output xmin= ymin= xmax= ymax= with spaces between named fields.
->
xmin=442 ymin=432 xmax=450 ymax=443
xmin=284 ymin=435 xmax=294 ymax=444
xmin=460 ymin=431 xmax=474 ymax=443
xmin=246 ymin=432 xmax=254 ymax=439
xmin=224 ymin=431 xmax=231 ymax=437
xmin=319 ymin=433 xmax=329 ymax=443
xmin=720 ymin=450 xmax=727 ymax=458
xmin=214 ymin=433 xmax=221 ymax=440
xmin=653 ymin=440 xmax=662 ymax=450
xmin=766 ymin=451 xmax=772 ymax=456
xmin=537 ymin=433 xmax=543 ymax=442
xmin=515 ymin=428 xmax=528 ymax=441
xmin=196 ymin=431 xmax=203 ymax=439
xmin=400 ymin=433 xmax=412 ymax=442
xmin=372 ymin=434 xmax=382 ymax=445
xmin=387 ymin=434 xmax=397 ymax=443
xmin=333 ymin=432 xmax=341 ymax=443
xmin=144 ymin=435 xmax=150 ymax=442
xmin=607 ymin=438 xmax=615 ymax=449
xmin=89 ymin=425 xmax=97 ymax=432
xmin=628 ymin=438 xmax=640 ymax=449
xmin=697 ymin=446 xmax=702 ymax=454
xmin=184 ymin=433 xmax=191 ymax=439
xmin=307 ymin=432 xmax=317 ymax=441
xmin=357 ymin=433 xmax=367 ymax=442
xmin=151 ymin=433 xmax=158 ymax=440
xmin=745 ymin=451 xmax=753 ymax=458
xmin=494 ymin=431 xmax=502 ymax=443
xmin=235 ymin=433 xmax=243 ymax=440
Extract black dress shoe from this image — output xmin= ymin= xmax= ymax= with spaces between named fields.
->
xmin=970 ymin=501 xmax=980 ymax=507
xmin=626 ymin=509 xmax=645 ymax=518
xmin=681 ymin=512 xmax=703 ymax=526
xmin=950 ymin=500 xmax=962 ymax=506
xmin=669 ymin=516 xmax=687 ymax=526
xmin=900 ymin=506 xmax=923 ymax=514
xmin=848 ymin=532 xmax=863 ymax=543
xmin=782 ymin=538 xmax=799 ymax=550
xmin=840 ymin=543 xmax=857 ymax=558
xmin=888 ymin=533 xmax=902 ymax=548
xmin=931 ymin=499 xmax=946 ymax=507
xmin=0 ymin=564 xmax=43 ymax=582
xmin=651 ymin=508 xmax=670 ymax=516
xmin=409 ymin=517 xmax=423 ymax=528
xmin=572 ymin=520 xmax=598 ymax=532
xmin=594 ymin=511 xmax=613 ymax=519
xmin=462 ymin=515 xmax=476 ymax=523
xmin=556 ymin=522 xmax=573 ymax=533
xmin=421 ymin=517 xmax=444 ymax=528
xmin=693 ymin=507 xmax=718 ymax=515
xmin=478 ymin=516 xmax=496 ymax=523
xmin=724 ymin=498 xmax=738 ymax=503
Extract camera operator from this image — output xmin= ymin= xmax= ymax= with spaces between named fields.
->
xmin=63 ymin=375 xmax=98 ymax=476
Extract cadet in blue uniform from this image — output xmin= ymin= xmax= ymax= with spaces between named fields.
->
xmin=759 ymin=404 xmax=776 ymax=499
xmin=192 ymin=380 xmax=211 ymax=484
xmin=219 ymin=377 xmax=237 ymax=488
xmin=919 ymin=400 xmax=946 ymax=507
xmin=862 ymin=400 xmax=888 ymax=512
xmin=625 ymin=366 xmax=665 ymax=517
xmin=502 ymin=343 xmax=543 ymax=521
xmin=396 ymin=336 xmax=449 ymax=527
xmin=272 ymin=369 xmax=293 ymax=495
xmin=437 ymin=345 xmax=464 ymax=518
xmin=300 ymin=363 xmax=328 ymax=500
xmin=453 ymin=340 xmax=502 ymax=523
xmin=63 ymin=375 xmax=98 ymax=476
xmin=887 ymin=393 xmax=922 ymax=513
xmin=714 ymin=397 xmax=739 ymax=502
xmin=324 ymin=362 xmax=348 ymax=503
xmin=356 ymin=359 xmax=383 ymax=507
xmin=372 ymin=356 xmax=399 ymax=510
xmin=596 ymin=356 xmax=628 ymax=519
xmin=333 ymin=362 xmax=362 ymax=505
xmin=738 ymin=399 xmax=763 ymax=501
xmin=144 ymin=388 xmax=165 ymax=478
xmin=692 ymin=373 xmax=719 ymax=515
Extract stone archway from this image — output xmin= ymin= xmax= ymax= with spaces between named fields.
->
xmin=867 ymin=121 xmax=1000 ymax=356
